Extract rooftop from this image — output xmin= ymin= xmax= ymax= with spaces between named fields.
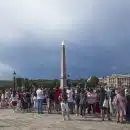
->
xmin=111 ymin=74 xmax=130 ymax=77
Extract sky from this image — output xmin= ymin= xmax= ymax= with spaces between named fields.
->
xmin=0 ymin=0 xmax=130 ymax=80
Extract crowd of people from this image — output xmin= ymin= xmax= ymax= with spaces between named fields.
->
xmin=0 ymin=86 xmax=130 ymax=123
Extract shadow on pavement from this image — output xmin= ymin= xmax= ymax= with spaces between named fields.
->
xmin=0 ymin=125 xmax=10 ymax=127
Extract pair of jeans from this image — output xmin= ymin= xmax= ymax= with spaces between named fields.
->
xmin=68 ymin=102 xmax=74 ymax=114
xmin=80 ymin=104 xmax=86 ymax=117
xmin=37 ymin=99 xmax=43 ymax=113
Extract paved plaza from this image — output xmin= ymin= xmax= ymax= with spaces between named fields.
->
xmin=0 ymin=109 xmax=129 ymax=130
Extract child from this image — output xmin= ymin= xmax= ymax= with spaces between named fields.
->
xmin=59 ymin=88 xmax=70 ymax=121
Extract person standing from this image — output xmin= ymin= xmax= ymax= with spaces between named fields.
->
xmin=79 ymin=88 xmax=87 ymax=117
xmin=126 ymin=89 xmax=130 ymax=122
xmin=59 ymin=88 xmax=70 ymax=121
xmin=75 ymin=88 xmax=81 ymax=116
xmin=10 ymin=91 xmax=18 ymax=112
xmin=36 ymin=88 xmax=43 ymax=114
xmin=5 ymin=89 xmax=10 ymax=107
xmin=33 ymin=93 xmax=37 ymax=110
xmin=54 ymin=86 xmax=61 ymax=113
xmin=1 ymin=90 xmax=5 ymax=108
xmin=25 ymin=89 xmax=32 ymax=112
xmin=47 ymin=88 xmax=54 ymax=114
xmin=95 ymin=90 xmax=101 ymax=115
xmin=99 ymin=87 xmax=111 ymax=121
xmin=115 ymin=88 xmax=127 ymax=123
xmin=87 ymin=89 xmax=96 ymax=114
xmin=67 ymin=87 xmax=74 ymax=114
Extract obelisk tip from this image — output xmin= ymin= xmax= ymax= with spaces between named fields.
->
xmin=61 ymin=41 xmax=65 ymax=46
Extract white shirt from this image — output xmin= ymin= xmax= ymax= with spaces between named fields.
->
xmin=67 ymin=89 xmax=73 ymax=102
xmin=10 ymin=94 xmax=17 ymax=102
xmin=1 ymin=94 xmax=5 ymax=100
xmin=5 ymin=92 xmax=9 ymax=99
xmin=36 ymin=89 xmax=43 ymax=99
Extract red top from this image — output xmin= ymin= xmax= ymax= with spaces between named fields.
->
xmin=54 ymin=88 xmax=61 ymax=102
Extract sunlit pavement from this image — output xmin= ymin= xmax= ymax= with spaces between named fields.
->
xmin=0 ymin=109 xmax=130 ymax=130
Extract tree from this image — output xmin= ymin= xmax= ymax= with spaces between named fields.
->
xmin=79 ymin=78 xmax=87 ymax=88
xmin=24 ymin=78 xmax=30 ymax=88
xmin=16 ymin=78 xmax=23 ymax=87
xmin=52 ymin=79 xmax=60 ymax=88
xmin=87 ymin=76 xmax=99 ymax=88
xmin=71 ymin=80 xmax=79 ymax=86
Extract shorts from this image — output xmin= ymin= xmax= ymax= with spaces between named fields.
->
xmin=61 ymin=102 xmax=69 ymax=112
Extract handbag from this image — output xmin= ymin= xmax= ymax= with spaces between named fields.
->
xmin=103 ymin=98 xmax=109 ymax=108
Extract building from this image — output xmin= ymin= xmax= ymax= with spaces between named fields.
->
xmin=106 ymin=74 xmax=130 ymax=88
xmin=98 ymin=77 xmax=107 ymax=85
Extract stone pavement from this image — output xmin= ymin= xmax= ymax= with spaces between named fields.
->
xmin=0 ymin=109 xmax=130 ymax=130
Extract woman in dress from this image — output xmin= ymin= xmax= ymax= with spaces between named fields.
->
xmin=115 ymin=88 xmax=127 ymax=123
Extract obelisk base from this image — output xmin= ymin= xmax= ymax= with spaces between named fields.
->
xmin=60 ymin=77 xmax=67 ymax=89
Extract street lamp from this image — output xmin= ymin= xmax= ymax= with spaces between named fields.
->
xmin=13 ymin=71 xmax=16 ymax=90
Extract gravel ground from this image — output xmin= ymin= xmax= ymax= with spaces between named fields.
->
xmin=0 ymin=109 xmax=129 ymax=130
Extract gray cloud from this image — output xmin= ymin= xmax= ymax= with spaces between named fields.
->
xmin=0 ymin=0 xmax=130 ymax=78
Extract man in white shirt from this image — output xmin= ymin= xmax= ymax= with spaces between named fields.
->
xmin=66 ymin=87 xmax=74 ymax=114
xmin=36 ymin=88 xmax=43 ymax=114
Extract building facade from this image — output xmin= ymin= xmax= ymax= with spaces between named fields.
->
xmin=98 ymin=77 xmax=107 ymax=85
xmin=99 ymin=74 xmax=130 ymax=88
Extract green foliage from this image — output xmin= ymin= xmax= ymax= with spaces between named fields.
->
xmin=87 ymin=76 xmax=99 ymax=88
xmin=78 ymin=78 xmax=87 ymax=88
xmin=24 ymin=78 xmax=30 ymax=88
xmin=52 ymin=79 xmax=60 ymax=87
xmin=0 ymin=78 xmax=93 ymax=90
xmin=71 ymin=80 xmax=79 ymax=86
xmin=16 ymin=78 xmax=23 ymax=87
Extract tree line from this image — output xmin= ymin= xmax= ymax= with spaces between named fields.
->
xmin=0 ymin=76 xmax=99 ymax=90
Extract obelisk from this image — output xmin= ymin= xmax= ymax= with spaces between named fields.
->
xmin=60 ymin=41 xmax=67 ymax=89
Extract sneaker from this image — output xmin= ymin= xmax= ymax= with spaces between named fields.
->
xmin=76 ymin=114 xmax=79 ymax=116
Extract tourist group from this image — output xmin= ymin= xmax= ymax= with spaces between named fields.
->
xmin=0 ymin=86 xmax=130 ymax=123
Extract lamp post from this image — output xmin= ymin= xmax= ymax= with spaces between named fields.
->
xmin=13 ymin=71 xmax=16 ymax=90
